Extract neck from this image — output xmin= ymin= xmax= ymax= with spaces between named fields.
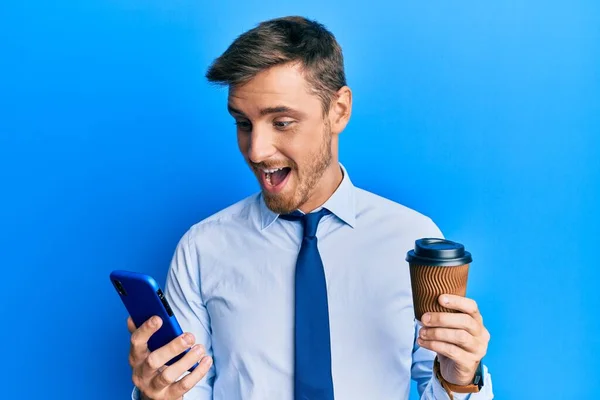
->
xmin=298 ymin=161 xmax=343 ymax=213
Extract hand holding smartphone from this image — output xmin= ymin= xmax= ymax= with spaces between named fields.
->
xmin=110 ymin=270 xmax=213 ymax=399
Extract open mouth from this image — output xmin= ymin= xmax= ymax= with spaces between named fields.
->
xmin=260 ymin=167 xmax=292 ymax=193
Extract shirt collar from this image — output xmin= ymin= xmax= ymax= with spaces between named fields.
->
xmin=259 ymin=163 xmax=356 ymax=230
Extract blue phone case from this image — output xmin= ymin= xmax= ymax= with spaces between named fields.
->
xmin=110 ymin=270 xmax=197 ymax=371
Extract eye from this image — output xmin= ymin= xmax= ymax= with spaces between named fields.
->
xmin=235 ymin=120 xmax=252 ymax=132
xmin=273 ymin=120 xmax=294 ymax=130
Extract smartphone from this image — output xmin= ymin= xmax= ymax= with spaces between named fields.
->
xmin=110 ymin=269 xmax=197 ymax=371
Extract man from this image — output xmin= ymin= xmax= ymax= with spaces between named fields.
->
xmin=127 ymin=16 xmax=493 ymax=400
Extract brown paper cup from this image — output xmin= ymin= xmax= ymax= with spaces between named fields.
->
xmin=409 ymin=263 xmax=469 ymax=321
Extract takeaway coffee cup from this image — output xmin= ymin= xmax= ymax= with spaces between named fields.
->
xmin=406 ymin=238 xmax=472 ymax=322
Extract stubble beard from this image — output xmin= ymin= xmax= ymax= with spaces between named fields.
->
xmin=262 ymin=124 xmax=333 ymax=215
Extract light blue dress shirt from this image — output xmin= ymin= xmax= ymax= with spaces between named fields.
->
xmin=133 ymin=164 xmax=493 ymax=399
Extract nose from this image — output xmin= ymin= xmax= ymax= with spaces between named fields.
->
xmin=247 ymin=129 xmax=277 ymax=164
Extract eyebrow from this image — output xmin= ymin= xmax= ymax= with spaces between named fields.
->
xmin=227 ymin=104 xmax=302 ymax=117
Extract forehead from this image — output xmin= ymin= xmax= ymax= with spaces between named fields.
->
xmin=228 ymin=63 xmax=319 ymax=112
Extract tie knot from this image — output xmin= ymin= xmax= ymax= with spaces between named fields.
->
xmin=281 ymin=208 xmax=330 ymax=239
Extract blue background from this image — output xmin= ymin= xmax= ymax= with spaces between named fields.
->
xmin=1 ymin=1 xmax=598 ymax=398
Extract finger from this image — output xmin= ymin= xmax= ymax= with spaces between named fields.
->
xmin=144 ymin=332 xmax=195 ymax=376
xmin=168 ymin=355 xmax=213 ymax=399
xmin=417 ymin=338 xmax=477 ymax=364
xmin=150 ymin=343 xmax=205 ymax=391
xmin=127 ymin=317 xmax=136 ymax=334
xmin=422 ymin=312 xmax=481 ymax=336
xmin=419 ymin=327 xmax=479 ymax=354
xmin=130 ymin=316 xmax=163 ymax=366
xmin=439 ymin=295 xmax=483 ymax=323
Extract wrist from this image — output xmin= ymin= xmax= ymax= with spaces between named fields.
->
xmin=433 ymin=357 xmax=483 ymax=396
xmin=140 ymin=391 xmax=182 ymax=400
xmin=445 ymin=366 xmax=477 ymax=387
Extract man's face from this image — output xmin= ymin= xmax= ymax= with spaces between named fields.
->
xmin=227 ymin=63 xmax=336 ymax=214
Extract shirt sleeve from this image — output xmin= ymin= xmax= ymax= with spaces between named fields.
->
xmin=131 ymin=229 xmax=215 ymax=400
xmin=163 ymin=229 xmax=215 ymax=399
xmin=411 ymin=321 xmax=494 ymax=399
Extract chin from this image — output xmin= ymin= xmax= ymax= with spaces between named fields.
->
xmin=263 ymin=179 xmax=305 ymax=214
xmin=263 ymin=190 xmax=299 ymax=214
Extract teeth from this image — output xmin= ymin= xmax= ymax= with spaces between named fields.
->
xmin=262 ymin=167 xmax=287 ymax=186
xmin=262 ymin=167 xmax=284 ymax=174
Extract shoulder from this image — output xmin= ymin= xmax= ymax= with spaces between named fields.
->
xmin=182 ymin=192 xmax=261 ymax=245
xmin=354 ymin=186 xmax=443 ymax=238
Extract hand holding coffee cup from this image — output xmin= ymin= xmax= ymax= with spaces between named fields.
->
xmin=406 ymin=238 xmax=491 ymax=390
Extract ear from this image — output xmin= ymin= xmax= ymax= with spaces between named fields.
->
xmin=328 ymin=86 xmax=352 ymax=135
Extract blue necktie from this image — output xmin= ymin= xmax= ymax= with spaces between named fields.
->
xmin=281 ymin=209 xmax=334 ymax=400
